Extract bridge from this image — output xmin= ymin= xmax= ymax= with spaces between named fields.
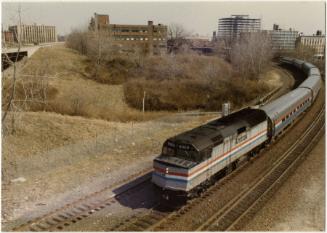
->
xmin=2 ymin=42 xmax=64 ymax=70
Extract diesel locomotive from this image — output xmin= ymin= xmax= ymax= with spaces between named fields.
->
xmin=151 ymin=57 xmax=322 ymax=199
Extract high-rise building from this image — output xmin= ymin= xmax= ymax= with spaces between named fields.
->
xmin=296 ymin=30 xmax=325 ymax=57
xmin=8 ymin=24 xmax=57 ymax=44
xmin=262 ymin=25 xmax=298 ymax=51
xmin=218 ymin=15 xmax=261 ymax=42
xmin=89 ymin=13 xmax=167 ymax=55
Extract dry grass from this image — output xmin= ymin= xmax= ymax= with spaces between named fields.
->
xmin=2 ymin=45 xmax=168 ymax=122
xmin=3 ymin=45 xmax=274 ymax=121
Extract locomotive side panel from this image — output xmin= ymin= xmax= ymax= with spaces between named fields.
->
xmin=186 ymin=120 xmax=268 ymax=191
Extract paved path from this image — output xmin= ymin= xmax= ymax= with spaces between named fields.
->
xmin=2 ymin=42 xmax=64 ymax=57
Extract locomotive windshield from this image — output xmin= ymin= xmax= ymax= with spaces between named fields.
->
xmin=162 ymin=141 xmax=201 ymax=162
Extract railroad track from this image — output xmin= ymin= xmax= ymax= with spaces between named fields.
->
xmin=107 ymin=144 xmax=266 ymax=231
xmin=11 ymin=168 xmax=152 ymax=232
xmin=108 ymin=104 xmax=324 ymax=232
xmin=9 ymin=80 xmax=322 ymax=231
xmin=196 ymin=105 xmax=325 ymax=231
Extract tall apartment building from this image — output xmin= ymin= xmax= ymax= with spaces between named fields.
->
xmin=218 ymin=15 xmax=261 ymax=42
xmin=262 ymin=25 xmax=298 ymax=51
xmin=296 ymin=31 xmax=325 ymax=57
xmin=89 ymin=13 xmax=167 ymax=55
xmin=8 ymin=24 xmax=57 ymax=44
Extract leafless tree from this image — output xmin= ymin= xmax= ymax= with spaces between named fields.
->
xmin=231 ymin=32 xmax=273 ymax=79
xmin=66 ymin=26 xmax=113 ymax=80
xmin=168 ymin=23 xmax=189 ymax=40
xmin=167 ymin=23 xmax=190 ymax=53
xmin=86 ymin=29 xmax=112 ymax=80
xmin=2 ymin=5 xmax=23 ymax=134
xmin=65 ymin=28 xmax=88 ymax=55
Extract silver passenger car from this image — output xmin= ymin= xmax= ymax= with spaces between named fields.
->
xmin=293 ymin=59 xmax=305 ymax=69
xmin=280 ymin=57 xmax=293 ymax=65
xmin=298 ymin=75 xmax=321 ymax=102
xmin=260 ymin=88 xmax=311 ymax=137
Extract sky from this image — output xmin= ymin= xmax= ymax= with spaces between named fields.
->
xmin=2 ymin=1 xmax=326 ymax=37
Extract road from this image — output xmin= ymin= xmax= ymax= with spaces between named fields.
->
xmin=2 ymin=42 xmax=64 ymax=57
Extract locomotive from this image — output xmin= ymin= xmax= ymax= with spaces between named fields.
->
xmin=151 ymin=57 xmax=321 ymax=199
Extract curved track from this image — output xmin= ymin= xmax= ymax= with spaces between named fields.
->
xmin=10 ymin=64 xmax=322 ymax=232
xmin=106 ymin=87 xmax=324 ymax=232
xmin=197 ymin=106 xmax=325 ymax=231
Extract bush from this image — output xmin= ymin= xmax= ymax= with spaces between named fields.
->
xmin=124 ymin=75 xmax=271 ymax=111
xmin=65 ymin=29 xmax=273 ymax=113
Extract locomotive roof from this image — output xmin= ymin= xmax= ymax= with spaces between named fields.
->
xmin=168 ymin=108 xmax=267 ymax=151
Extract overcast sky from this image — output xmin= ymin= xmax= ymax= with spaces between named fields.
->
xmin=2 ymin=1 xmax=325 ymax=37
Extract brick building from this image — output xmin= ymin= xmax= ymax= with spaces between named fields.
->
xmin=89 ymin=13 xmax=167 ymax=55
xmin=2 ymin=30 xmax=14 ymax=44
xmin=8 ymin=24 xmax=57 ymax=44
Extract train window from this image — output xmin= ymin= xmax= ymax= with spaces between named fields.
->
xmin=167 ymin=141 xmax=175 ymax=148
xmin=237 ymin=126 xmax=246 ymax=134
xmin=162 ymin=146 xmax=175 ymax=156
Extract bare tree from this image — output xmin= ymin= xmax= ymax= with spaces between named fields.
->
xmin=65 ymin=28 xmax=88 ymax=55
xmin=231 ymin=32 xmax=273 ymax=79
xmin=86 ymin=29 xmax=112 ymax=80
xmin=2 ymin=5 xmax=23 ymax=133
xmin=168 ymin=23 xmax=188 ymax=40
xmin=167 ymin=23 xmax=190 ymax=53
xmin=66 ymin=25 xmax=113 ymax=80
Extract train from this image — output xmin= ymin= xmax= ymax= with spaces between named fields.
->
xmin=151 ymin=57 xmax=322 ymax=200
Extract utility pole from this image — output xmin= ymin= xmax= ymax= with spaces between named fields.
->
xmin=142 ymin=91 xmax=146 ymax=113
